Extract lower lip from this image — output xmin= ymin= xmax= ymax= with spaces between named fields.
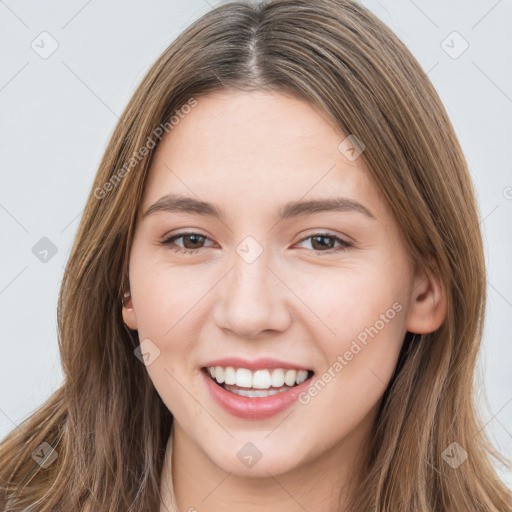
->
xmin=201 ymin=369 xmax=313 ymax=420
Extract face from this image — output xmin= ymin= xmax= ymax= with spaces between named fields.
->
xmin=123 ymin=89 xmax=442 ymax=478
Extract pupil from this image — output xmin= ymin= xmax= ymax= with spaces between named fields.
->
xmin=312 ymin=236 xmax=333 ymax=250
xmin=184 ymin=235 xmax=204 ymax=249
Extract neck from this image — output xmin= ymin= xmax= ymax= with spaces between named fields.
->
xmin=160 ymin=415 xmax=374 ymax=512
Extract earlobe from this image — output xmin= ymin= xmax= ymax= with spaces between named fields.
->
xmin=406 ymin=268 xmax=447 ymax=334
xmin=121 ymin=291 xmax=138 ymax=330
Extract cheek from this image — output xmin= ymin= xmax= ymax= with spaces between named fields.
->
xmin=294 ymin=259 xmax=408 ymax=404
xmin=293 ymin=259 xmax=408 ymax=345
xmin=294 ymin=264 xmax=408 ymax=430
xmin=129 ymin=258 xmax=211 ymax=419
xmin=129 ymin=256 xmax=213 ymax=341
xmin=127 ymin=253 xmax=212 ymax=400
xmin=294 ymin=306 xmax=406 ymax=457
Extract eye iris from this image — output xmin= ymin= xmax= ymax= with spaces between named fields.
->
xmin=183 ymin=234 xmax=205 ymax=249
xmin=311 ymin=235 xmax=335 ymax=250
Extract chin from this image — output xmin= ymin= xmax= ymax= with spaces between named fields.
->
xmin=203 ymin=436 xmax=313 ymax=478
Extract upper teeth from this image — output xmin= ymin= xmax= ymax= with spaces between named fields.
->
xmin=207 ymin=367 xmax=309 ymax=389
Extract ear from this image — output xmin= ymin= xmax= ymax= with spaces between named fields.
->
xmin=122 ymin=292 xmax=138 ymax=330
xmin=406 ymin=265 xmax=447 ymax=334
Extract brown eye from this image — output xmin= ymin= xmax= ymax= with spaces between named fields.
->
xmin=296 ymin=233 xmax=352 ymax=254
xmin=160 ymin=232 xmax=214 ymax=254
xmin=180 ymin=234 xmax=206 ymax=249
xmin=311 ymin=235 xmax=336 ymax=250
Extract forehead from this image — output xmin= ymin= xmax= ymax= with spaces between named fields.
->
xmin=141 ymin=90 xmax=382 ymax=219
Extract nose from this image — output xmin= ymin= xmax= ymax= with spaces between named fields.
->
xmin=212 ymin=247 xmax=292 ymax=340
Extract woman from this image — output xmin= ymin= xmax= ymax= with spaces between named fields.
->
xmin=1 ymin=0 xmax=510 ymax=510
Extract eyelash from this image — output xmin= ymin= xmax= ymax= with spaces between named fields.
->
xmin=159 ymin=231 xmax=353 ymax=255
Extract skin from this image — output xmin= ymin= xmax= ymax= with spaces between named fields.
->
xmin=122 ymin=90 xmax=446 ymax=512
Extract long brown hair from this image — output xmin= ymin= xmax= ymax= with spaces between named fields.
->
xmin=1 ymin=1 xmax=510 ymax=510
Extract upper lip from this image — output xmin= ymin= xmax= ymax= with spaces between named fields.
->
xmin=202 ymin=357 xmax=312 ymax=372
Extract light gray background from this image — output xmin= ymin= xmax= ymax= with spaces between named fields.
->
xmin=1 ymin=0 xmax=511 ymax=486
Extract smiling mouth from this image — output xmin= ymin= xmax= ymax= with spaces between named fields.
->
xmin=202 ymin=366 xmax=315 ymax=398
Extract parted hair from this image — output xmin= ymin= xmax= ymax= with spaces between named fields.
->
xmin=1 ymin=1 xmax=510 ymax=510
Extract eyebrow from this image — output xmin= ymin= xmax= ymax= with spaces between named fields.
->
xmin=142 ymin=193 xmax=376 ymax=221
